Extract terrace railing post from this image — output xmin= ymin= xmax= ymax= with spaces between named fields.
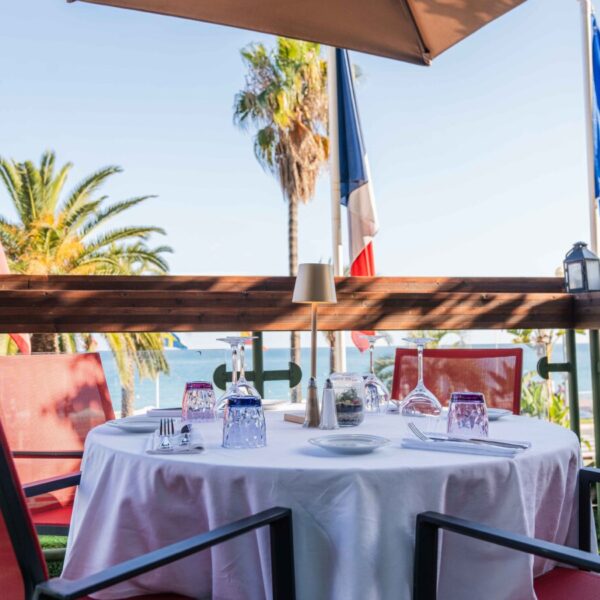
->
xmin=566 ymin=329 xmax=581 ymax=439
xmin=589 ymin=330 xmax=600 ymax=520
xmin=213 ymin=336 xmax=301 ymax=396
xmin=252 ymin=331 xmax=265 ymax=398
xmin=536 ymin=329 xmax=580 ymax=438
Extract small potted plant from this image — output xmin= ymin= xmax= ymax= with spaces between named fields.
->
xmin=330 ymin=373 xmax=365 ymax=426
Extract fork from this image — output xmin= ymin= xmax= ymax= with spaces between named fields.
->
xmin=159 ymin=418 xmax=174 ymax=450
xmin=408 ymin=422 xmax=431 ymax=442
xmin=407 ymin=421 xmax=529 ymax=449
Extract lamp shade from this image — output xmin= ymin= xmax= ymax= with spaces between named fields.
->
xmin=292 ymin=263 xmax=337 ymax=304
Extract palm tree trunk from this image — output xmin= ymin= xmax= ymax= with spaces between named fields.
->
xmin=31 ymin=333 xmax=59 ymax=353
xmin=289 ymin=196 xmax=301 ymax=403
xmin=120 ymin=355 xmax=135 ymax=417
xmin=328 ymin=331 xmax=336 ymax=374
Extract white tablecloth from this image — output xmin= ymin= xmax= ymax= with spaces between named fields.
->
xmin=62 ymin=413 xmax=581 ymax=600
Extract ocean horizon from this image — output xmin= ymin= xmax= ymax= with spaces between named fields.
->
xmin=100 ymin=342 xmax=593 ymax=414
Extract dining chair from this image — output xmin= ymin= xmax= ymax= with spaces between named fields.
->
xmin=0 ymin=417 xmax=296 ymax=600
xmin=391 ymin=348 xmax=523 ymax=413
xmin=0 ymin=352 xmax=115 ymax=534
xmin=413 ymin=467 xmax=600 ymax=599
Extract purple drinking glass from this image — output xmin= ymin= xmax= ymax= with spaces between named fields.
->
xmin=182 ymin=381 xmax=216 ymax=422
xmin=447 ymin=392 xmax=489 ymax=438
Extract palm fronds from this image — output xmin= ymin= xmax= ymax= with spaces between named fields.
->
xmin=0 ymin=150 xmax=172 ymax=415
xmin=234 ymin=37 xmax=328 ymax=205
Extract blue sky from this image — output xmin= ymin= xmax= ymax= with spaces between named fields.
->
xmin=0 ymin=0 xmax=594 ymax=347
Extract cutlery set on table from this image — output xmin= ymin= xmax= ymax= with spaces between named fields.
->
xmin=107 ymin=413 xmax=205 ymax=454
xmin=105 ymin=394 xmax=531 ymax=459
xmin=398 ymin=421 xmax=531 ymax=458
xmin=146 ymin=419 xmax=204 ymax=455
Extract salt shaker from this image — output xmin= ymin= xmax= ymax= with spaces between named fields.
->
xmin=319 ymin=378 xmax=339 ymax=430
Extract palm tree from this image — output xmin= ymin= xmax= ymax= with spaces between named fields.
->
xmin=234 ymin=38 xmax=329 ymax=401
xmin=0 ymin=150 xmax=172 ymax=416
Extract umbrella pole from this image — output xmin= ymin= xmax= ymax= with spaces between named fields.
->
xmin=579 ymin=0 xmax=600 ymax=252
xmin=329 ymin=46 xmax=347 ymax=373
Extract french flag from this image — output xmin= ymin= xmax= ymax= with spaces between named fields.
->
xmin=336 ymin=48 xmax=379 ymax=352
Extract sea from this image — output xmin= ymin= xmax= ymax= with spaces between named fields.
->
xmin=100 ymin=343 xmax=595 ymax=414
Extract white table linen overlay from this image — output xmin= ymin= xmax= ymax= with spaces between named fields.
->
xmin=62 ymin=413 xmax=581 ymax=600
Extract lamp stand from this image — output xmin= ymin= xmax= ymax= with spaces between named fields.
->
xmin=303 ymin=303 xmax=320 ymax=427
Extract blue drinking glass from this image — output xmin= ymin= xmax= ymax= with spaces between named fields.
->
xmin=222 ymin=395 xmax=266 ymax=449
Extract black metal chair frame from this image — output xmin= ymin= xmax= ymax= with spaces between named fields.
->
xmin=413 ymin=467 xmax=600 ymax=600
xmin=0 ymin=445 xmax=296 ymax=600
xmin=13 ymin=450 xmax=84 ymax=536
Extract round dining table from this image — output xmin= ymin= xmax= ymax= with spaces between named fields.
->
xmin=62 ymin=411 xmax=581 ymax=600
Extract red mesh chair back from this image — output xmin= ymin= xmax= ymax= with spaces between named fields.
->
xmin=391 ymin=348 xmax=523 ymax=413
xmin=0 ymin=353 xmax=114 ymax=522
xmin=0 ymin=418 xmax=48 ymax=599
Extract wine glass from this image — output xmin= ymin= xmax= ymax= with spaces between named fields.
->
xmin=399 ymin=337 xmax=442 ymax=418
xmin=361 ymin=334 xmax=390 ymax=413
xmin=216 ymin=337 xmax=260 ymax=415
xmin=232 ymin=336 xmax=260 ymax=397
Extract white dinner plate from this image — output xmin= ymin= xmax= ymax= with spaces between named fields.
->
xmin=106 ymin=418 xmax=159 ymax=433
xmin=309 ymin=434 xmax=390 ymax=455
xmin=487 ymin=408 xmax=512 ymax=421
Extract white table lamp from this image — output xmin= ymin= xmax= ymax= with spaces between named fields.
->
xmin=292 ymin=263 xmax=337 ymax=427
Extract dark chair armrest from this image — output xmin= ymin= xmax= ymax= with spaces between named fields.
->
xmin=23 ymin=473 xmax=81 ymax=498
xmin=13 ymin=451 xmax=84 ymax=459
xmin=414 ymin=511 xmax=600 ymax=600
xmin=579 ymin=467 xmax=600 ymax=551
xmin=33 ymin=506 xmax=295 ymax=600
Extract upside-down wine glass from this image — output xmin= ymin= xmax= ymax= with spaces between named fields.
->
xmin=361 ymin=334 xmax=390 ymax=413
xmin=216 ymin=337 xmax=260 ymax=415
xmin=233 ymin=336 xmax=260 ymax=397
xmin=399 ymin=337 xmax=442 ymax=418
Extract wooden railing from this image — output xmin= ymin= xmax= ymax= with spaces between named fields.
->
xmin=0 ymin=274 xmax=595 ymax=333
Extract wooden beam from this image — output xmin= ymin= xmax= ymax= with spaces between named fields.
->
xmin=573 ymin=292 xmax=600 ymax=329
xmin=0 ymin=275 xmax=565 ymax=293
xmin=0 ymin=275 xmax=580 ymax=333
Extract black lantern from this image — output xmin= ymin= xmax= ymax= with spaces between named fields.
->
xmin=563 ymin=242 xmax=600 ymax=293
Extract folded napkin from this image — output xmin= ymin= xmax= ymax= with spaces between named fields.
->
xmin=401 ymin=437 xmax=524 ymax=458
xmin=146 ymin=407 xmax=182 ymax=418
xmin=145 ymin=423 xmax=205 ymax=455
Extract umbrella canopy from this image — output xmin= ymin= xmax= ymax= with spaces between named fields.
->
xmin=70 ymin=0 xmax=526 ymax=64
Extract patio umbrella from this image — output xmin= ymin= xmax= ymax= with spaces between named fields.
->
xmin=69 ymin=0 xmax=527 ymax=64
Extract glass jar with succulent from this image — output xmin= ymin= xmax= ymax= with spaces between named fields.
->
xmin=330 ymin=372 xmax=365 ymax=427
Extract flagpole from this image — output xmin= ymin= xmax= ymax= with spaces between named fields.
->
xmin=328 ymin=46 xmax=347 ymax=372
xmin=580 ymin=0 xmax=600 ymax=252
xmin=580 ymin=2 xmax=600 ymax=528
